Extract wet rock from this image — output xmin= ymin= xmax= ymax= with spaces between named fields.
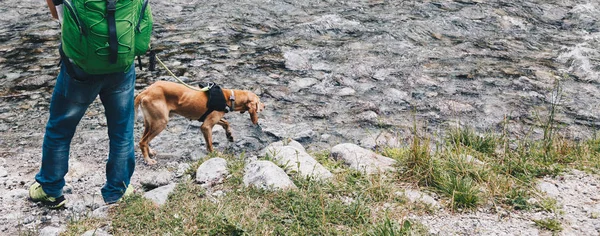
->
xmin=283 ymin=49 xmax=317 ymax=71
xmin=195 ymin=158 xmax=229 ymax=187
xmin=140 ymin=170 xmax=173 ymax=189
xmin=243 ymin=161 xmax=296 ymax=190
xmin=14 ymin=75 xmax=54 ymax=90
xmin=143 ymin=183 xmax=177 ymax=206
xmin=289 ymin=77 xmax=318 ymax=92
xmin=265 ymin=145 xmax=332 ymax=181
xmin=38 ymin=226 xmax=64 ymax=236
xmin=330 ymin=143 xmax=396 ymax=174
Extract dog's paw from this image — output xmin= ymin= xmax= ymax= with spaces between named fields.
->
xmin=145 ymin=159 xmax=158 ymax=165
xmin=149 ymin=149 xmax=157 ymax=157
xmin=227 ymin=134 xmax=234 ymax=142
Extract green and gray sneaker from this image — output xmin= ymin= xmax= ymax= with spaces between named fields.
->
xmin=29 ymin=182 xmax=67 ymax=209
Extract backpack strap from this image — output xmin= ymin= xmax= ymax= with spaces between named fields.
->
xmin=106 ymin=0 xmax=118 ymax=64
xmin=58 ymin=44 xmax=81 ymax=81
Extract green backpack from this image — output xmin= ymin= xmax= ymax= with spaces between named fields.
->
xmin=61 ymin=0 xmax=153 ymax=74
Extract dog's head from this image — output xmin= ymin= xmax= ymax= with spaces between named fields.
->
xmin=240 ymin=92 xmax=265 ymax=125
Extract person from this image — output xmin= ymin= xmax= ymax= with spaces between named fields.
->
xmin=29 ymin=0 xmax=151 ymax=208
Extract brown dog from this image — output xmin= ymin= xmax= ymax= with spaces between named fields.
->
xmin=134 ymin=81 xmax=265 ymax=165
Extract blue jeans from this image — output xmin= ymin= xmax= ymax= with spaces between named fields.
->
xmin=35 ymin=63 xmax=136 ymax=203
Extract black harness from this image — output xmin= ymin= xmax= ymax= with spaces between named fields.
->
xmin=198 ymin=84 xmax=235 ymax=122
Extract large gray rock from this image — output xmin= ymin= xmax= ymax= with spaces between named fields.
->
xmin=140 ymin=170 xmax=173 ymax=189
xmin=266 ymin=146 xmax=332 ymax=181
xmin=243 ymin=161 xmax=296 ymax=190
xmin=143 ymin=183 xmax=177 ymax=206
xmin=195 ymin=158 xmax=229 ymax=187
xmin=330 ymin=143 xmax=396 ymax=174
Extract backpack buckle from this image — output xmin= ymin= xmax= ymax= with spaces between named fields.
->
xmin=107 ymin=0 xmax=116 ymax=12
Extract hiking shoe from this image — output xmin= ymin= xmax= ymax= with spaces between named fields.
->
xmin=122 ymin=184 xmax=134 ymax=199
xmin=29 ymin=182 xmax=67 ymax=209
xmin=108 ymin=184 xmax=135 ymax=205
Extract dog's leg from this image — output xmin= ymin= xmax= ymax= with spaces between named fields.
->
xmin=217 ymin=118 xmax=234 ymax=142
xmin=200 ymin=113 xmax=224 ymax=152
xmin=139 ymin=101 xmax=169 ymax=165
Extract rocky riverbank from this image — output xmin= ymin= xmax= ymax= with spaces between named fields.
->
xmin=1 ymin=0 xmax=599 ymax=234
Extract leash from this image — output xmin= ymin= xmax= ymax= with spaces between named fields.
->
xmin=154 ymin=54 xmax=211 ymax=92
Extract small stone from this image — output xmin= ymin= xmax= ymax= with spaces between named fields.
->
xmin=337 ymin=87 xmax=356 ymax=97
xmin=0 ymin=166 xmax=8 ymax=177
xmin=212 ymin=190 xmax=225 ymax=198
xmin=91 ymin=205 xmax=111 ymax=219
xmin=62 ymin=184 xmax=73 ymax=194
xmin=537 ymin=181 xmax=560 ymax=198
xmin=175 ymin=163 xmax=191 ymax=178
xmin=81 ymin=228 xmax=111 ymax=236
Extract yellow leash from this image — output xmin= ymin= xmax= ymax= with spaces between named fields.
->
xmin=154 ymin=55 xmax=210 ymax=92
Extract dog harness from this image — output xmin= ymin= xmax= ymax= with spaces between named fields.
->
xmin=198 ymin=84 xmax=235 ymax=122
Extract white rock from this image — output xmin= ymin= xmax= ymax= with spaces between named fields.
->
xmin=195 ymin=158 xmax=229 ymax=187
xmin=140 ymin=170 xmax=173 ymax=189
xmin=358 ymin=111 xmax=378 ymax=122
xmin=461 ymin=154 xmax=486 ymax=165
xmin=90 ymin=205 xmax=111 ymax=219
xmin=243 ymin=161 xmax=296 ymax=190
xmin=6 ymin=189 xmax=28 ymax=200
xmin=397 ymin=189 xmax=441 ymax=209
xmin=260 ymin=139 xmax=306 ymax=157
xmin=337 ymin=87 xmax=356 ymax=96
xmin=268 ymin=146 xmax=332 ymax=181
xmin=38 ymin=226 xmax=65 ymax=236
xmin=537 ymin=181 xmax=560 ymax=198
xmin=175 ymin=163 xmax=191 ymax=178
xmin=330 ymin=143 xmax=396 ymax=174
xmin=81 ymin=228 xmax=111 ymax=236
xmin=143 ymin=183 xmax=177 ymax=206
xmin=0 ymin=166 xmax=7 ymax=177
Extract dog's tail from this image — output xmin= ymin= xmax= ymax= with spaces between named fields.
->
xmin=134 ymin=92 xmax=144 ymax=121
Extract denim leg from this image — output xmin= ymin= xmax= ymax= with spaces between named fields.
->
xmin=35 ymin=65 xmax=101 ymax=198
xmin=99 ymin=66 xmax=136 ymax=203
